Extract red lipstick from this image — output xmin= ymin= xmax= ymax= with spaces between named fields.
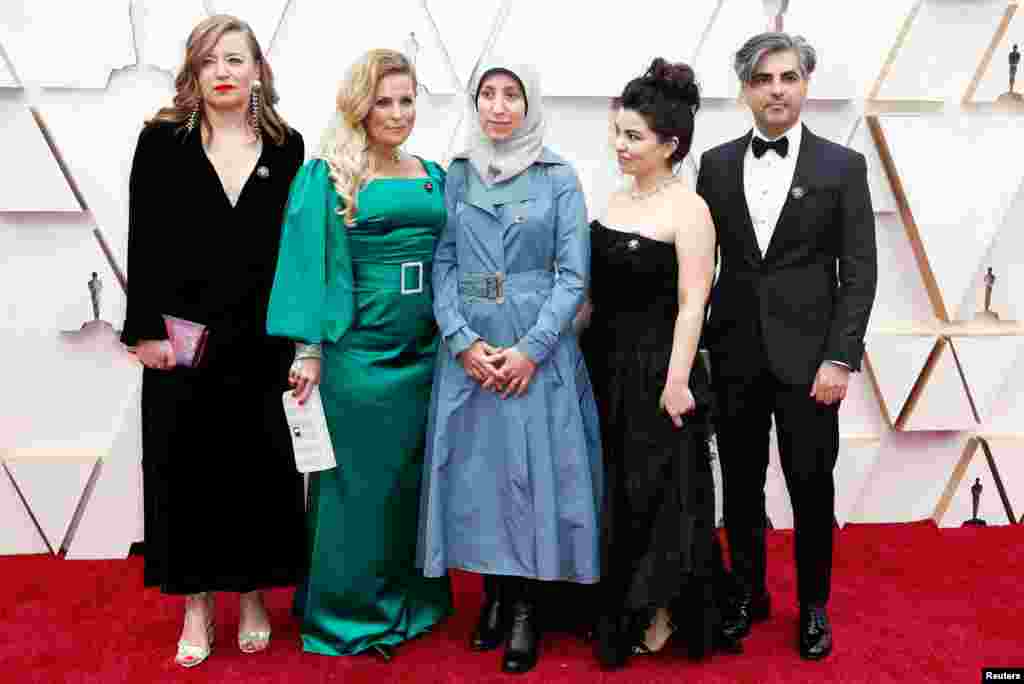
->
xmin=213 ymin=84 xmax=235 ymax=92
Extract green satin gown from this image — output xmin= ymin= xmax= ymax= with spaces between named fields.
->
xmin=267 ymin=158 xmax=451 ymax=656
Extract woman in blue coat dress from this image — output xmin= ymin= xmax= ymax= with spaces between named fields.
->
xmin=417 ymin=59 xmax=602 ymax=675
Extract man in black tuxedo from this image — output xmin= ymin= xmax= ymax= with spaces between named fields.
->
xmin=696 ymin=33 xmax=877 ymax=660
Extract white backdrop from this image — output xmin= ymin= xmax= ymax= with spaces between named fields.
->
xmin=2 ymin=0 xmax=1023 ymax=558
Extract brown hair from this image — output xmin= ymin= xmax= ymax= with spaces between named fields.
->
xmin=147 ymin=14 xmax=290 ymax=145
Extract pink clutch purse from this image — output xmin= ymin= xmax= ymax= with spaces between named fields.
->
xmin=162 ymin=315 xmax=209 ymax=368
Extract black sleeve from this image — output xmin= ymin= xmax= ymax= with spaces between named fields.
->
xmin=120 ymin=125 xmax=170 ymax=346
xmin=824 ymin=151 xmax=877 ymax=370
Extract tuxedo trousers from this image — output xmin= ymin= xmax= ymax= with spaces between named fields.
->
xmin=712 ymin=359 xmax=839 ymax=607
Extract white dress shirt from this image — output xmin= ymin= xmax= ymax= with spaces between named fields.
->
xmin=743 ymin=121 xmax=802 ymax=257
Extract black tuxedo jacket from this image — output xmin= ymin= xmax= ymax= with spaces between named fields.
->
xmin=696 ymin=125 xmax=877 ymax=386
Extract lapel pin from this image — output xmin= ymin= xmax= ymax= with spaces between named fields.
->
xmin=627 ymin=239 xmax=639 ymax=250
xmin=256 ymin=165 xmax=270 ymax=179
xmin=424 ymin=181 xmax=434 ymax=193
xmin=790 ymin=185 xmax=806 ymax=199
xmin=513 ymin=215 xmax=526 ymax=224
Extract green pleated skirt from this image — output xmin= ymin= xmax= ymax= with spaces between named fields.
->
xmin=294 ymin=259 xmax=451 ymax=656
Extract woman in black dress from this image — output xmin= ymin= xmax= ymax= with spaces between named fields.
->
xmin=121 ymin=15 xmax=305 ymax=668
xmin=582 ymin=58 xmax=737 ymax=669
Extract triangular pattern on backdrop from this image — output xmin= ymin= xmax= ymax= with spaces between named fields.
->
xmin=41 ymin=71 xmax=180 ymax=278
xmin=404 ymin=94 xmax=463 ymax=168
xmin=876 ymin=0 xmax=1009 ymax=101
xmin=0 ymin=34 xmax=20 ymax=87
xmin=0 ymin=464 xmax=49 ymax=555
xmin=4 ymin=458 xmax=97 ymax=551
xmin=490 ymin=0 xmax=718 ymax=97
xmin=848 ymin=117 xmax=897 ymax=213
xmin=131 ymin=0 xmax=208 ymax=75
xmin=0 ymin=103 xmax=80 ymax=212
xmin=425 ymin=0 xmax=504 ymax=92
xmin=835 ymin=438 xmax=883 ymax=527
xmin=862 ymin=334 xmax=937 ymax=427
xmin=900 ymin=338 xmax=976 ymax=432
xmin=964 ymin=2 xmax=1020 ymax=104
xmin=868 ymin=213 xmax=935 ymax=326
xmin=65 ymin=387 xmax=144 ymax=560
xmin=935 ymin=438 xmax=1023 ymax=527
xmin=210 ymin=1 xmax=291 ymax=52
xmin=0 ymin=1 xmax=134 ymax=88
xmin=951 ymin=335 xmax=1024 ymax=425
xmin=878 ymin=114 xmax=1024 ymax=321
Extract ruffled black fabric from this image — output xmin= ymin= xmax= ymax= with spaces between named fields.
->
xmin=582 ymin=220 xmax=726 ymax=667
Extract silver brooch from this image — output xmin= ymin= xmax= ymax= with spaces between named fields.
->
xmin=513 ymin=215 xmax=526 ymax=224
xmin=627 ymin=239 xmax=639 ymax=250
xmin=790 ymin=185 xmax=806 ymax=199
xmin=256 ymin=165 xmax=270 ymax=179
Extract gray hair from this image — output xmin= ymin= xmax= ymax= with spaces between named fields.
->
xmin=733 ymin=32 xmax=817 ymax=83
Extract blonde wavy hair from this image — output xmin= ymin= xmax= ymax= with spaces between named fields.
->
xmin=147 ymin=14 xmax=291 ymax=146
xmin=318 ymin=49 xmax=417 ymax=225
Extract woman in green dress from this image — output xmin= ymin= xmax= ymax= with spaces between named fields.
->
xmin=266 ymin=48 xmax=451 ymax=659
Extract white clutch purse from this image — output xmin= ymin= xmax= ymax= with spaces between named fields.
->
xmin=282 ymin=386 xmax=337 ymax=473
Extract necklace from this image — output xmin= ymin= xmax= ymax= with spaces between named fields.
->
xmin=630 ymin=174 xmax=681 ymax=201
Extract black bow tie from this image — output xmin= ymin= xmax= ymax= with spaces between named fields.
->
xmin=752 ymin=136 xmax=789 ymax=159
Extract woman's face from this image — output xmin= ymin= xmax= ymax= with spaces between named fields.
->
xmin=197 ymin=31 xmax=260 ymax=112
xmin=364 ymin=73 xmax=417 ymax=150
xmin=612 ymin=107 xmax=674 ymax=177
xmin=477 ymin=72 xmax=526 ymax=142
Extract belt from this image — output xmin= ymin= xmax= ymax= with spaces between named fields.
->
xmin=458 ymin=270 xmax=554 ymax=304
xmin=351 ymin=259 xmax=431 ymax=295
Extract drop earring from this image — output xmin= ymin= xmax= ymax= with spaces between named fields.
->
xmin=186 ymin=102 xmax=200 ymax=134
xmin=249 ymin=80 xmax=262 ymax=140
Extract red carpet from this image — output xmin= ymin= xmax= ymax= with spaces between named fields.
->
xmin=1 ymin=521 xmax=1021 ymax=683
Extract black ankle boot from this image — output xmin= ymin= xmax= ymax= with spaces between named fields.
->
xmin=502 ymin=581 xmax=539 ymax=674
xmin=470 ymin=574 xmax=505 ymax=651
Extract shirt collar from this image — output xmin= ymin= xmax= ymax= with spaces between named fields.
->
xmin=751 ymin=120 xmax=802 ymax=151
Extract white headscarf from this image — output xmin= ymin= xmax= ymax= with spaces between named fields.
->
xmin=461 ymin=58 xmax=545 ymax=186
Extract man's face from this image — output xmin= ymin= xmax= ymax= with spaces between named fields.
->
xmin=741 ymin=49 xmax=808 ymax=138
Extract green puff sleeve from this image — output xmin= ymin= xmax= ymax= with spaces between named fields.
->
xmin=266 ymin=158 xmax=355 ymax=344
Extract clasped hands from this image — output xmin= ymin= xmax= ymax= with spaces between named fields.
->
xmin=460 ymin=340 xmax=536 ymax=398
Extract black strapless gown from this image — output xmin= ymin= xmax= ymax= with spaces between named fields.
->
xmin=582 ymin=220 xmax=725 ymax=667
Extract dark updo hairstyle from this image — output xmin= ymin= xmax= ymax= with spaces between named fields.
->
xmin=614 ymin=57 xmax=700 ymax=167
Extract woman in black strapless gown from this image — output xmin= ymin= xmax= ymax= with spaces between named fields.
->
xmin=581 ymin=58 xmax=737 ymax=669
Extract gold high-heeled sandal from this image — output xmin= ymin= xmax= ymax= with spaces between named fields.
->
xmin=238 ymin=592 xmax=271 ymax=654
xmin=175 ymin=593 xmax=215 ymax=668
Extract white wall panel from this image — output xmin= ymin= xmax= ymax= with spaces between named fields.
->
xmin=695 ymin=0 xmax=768 ymax=99
xmin=848 ymin=117 xmax=897 ymax=214
xmin=869 ymin=214 xmax=935 ymax=328
xmin=491 ymin=0 xmax=719 ymax=97
xmin=940 ymin=441 xmax=1024 ymax=526
xmin=953 ymin=335 xmax=1024 ymax=424
xmin=426 ymin=0 xmax=504 ymax=91
xmin=901 ymin=339 xmax=976 ymax=431
xmin=0 ymin=221 xmax=124 ymax=333
xmin=0 ymin=0 xmax=134 ymax=89
xmin=130 ymin=0 xmax=208 ymax=75
xmin=957 ymin=182 xmax=1024 ymax=322
xmin=840 ymin=372 xmax=886 ymax=437
xmin=971 ymin=10 xmax=1022 ymax=103
xmin=210 ymin=0 xmax=290 ymax=51
xmin=881 ymin=113 xmax=1024 ymax=318
xmin=0 ymin=102 xmax=80 ymax=212
xmin=878 ymin=0 xmax=1008 ymax=101
xmin=835 ymin=438 xmax=883 ymax=527
xmin=0 ymin=465 xmax=49 ymax=555
xmin=864 ymin=334 xmax=937 ymax=426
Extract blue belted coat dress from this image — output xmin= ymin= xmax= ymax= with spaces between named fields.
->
xmin=417 ymin=148 xmax=602 ymax=584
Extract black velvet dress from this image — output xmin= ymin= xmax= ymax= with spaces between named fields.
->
xmin=120 ymin=122 xmax=306 ymax=594
xmin=582 ymin=220 xmax=724 ymax=667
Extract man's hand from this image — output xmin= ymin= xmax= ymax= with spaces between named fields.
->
xmin=810 ymin=362 xmax=850 ymax=406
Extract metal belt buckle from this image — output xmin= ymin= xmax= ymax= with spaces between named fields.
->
xmin=489 ymin=271 xmax=505 ymax=304
xmin=400 ymin=261 xmax=424 ymax=295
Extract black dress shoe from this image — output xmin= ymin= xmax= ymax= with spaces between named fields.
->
xmin=799 ymin=604 xmax=832 ymax=660
xmin=714 ymin=628 xmax=744 ymax=655
xmin=501 ymin=599 xmax=539 ymax=674
xmin=470 ymin=576 xmax=505 ymax=651
xmin=721 ymin=591 xmax=771 ymax=640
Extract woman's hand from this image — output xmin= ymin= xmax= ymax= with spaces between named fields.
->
xmin=659 ymin=380 xmax=695 ymax=428
xmin=289 ymin=358 xmax=321 ymax=405
xmin=458 ymin=340 xmax=504 ymax=389
xmin=135 ymin=339 xmax=176 ymax=371
xmin=493 ymin=347 xmax=537 ymax=399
